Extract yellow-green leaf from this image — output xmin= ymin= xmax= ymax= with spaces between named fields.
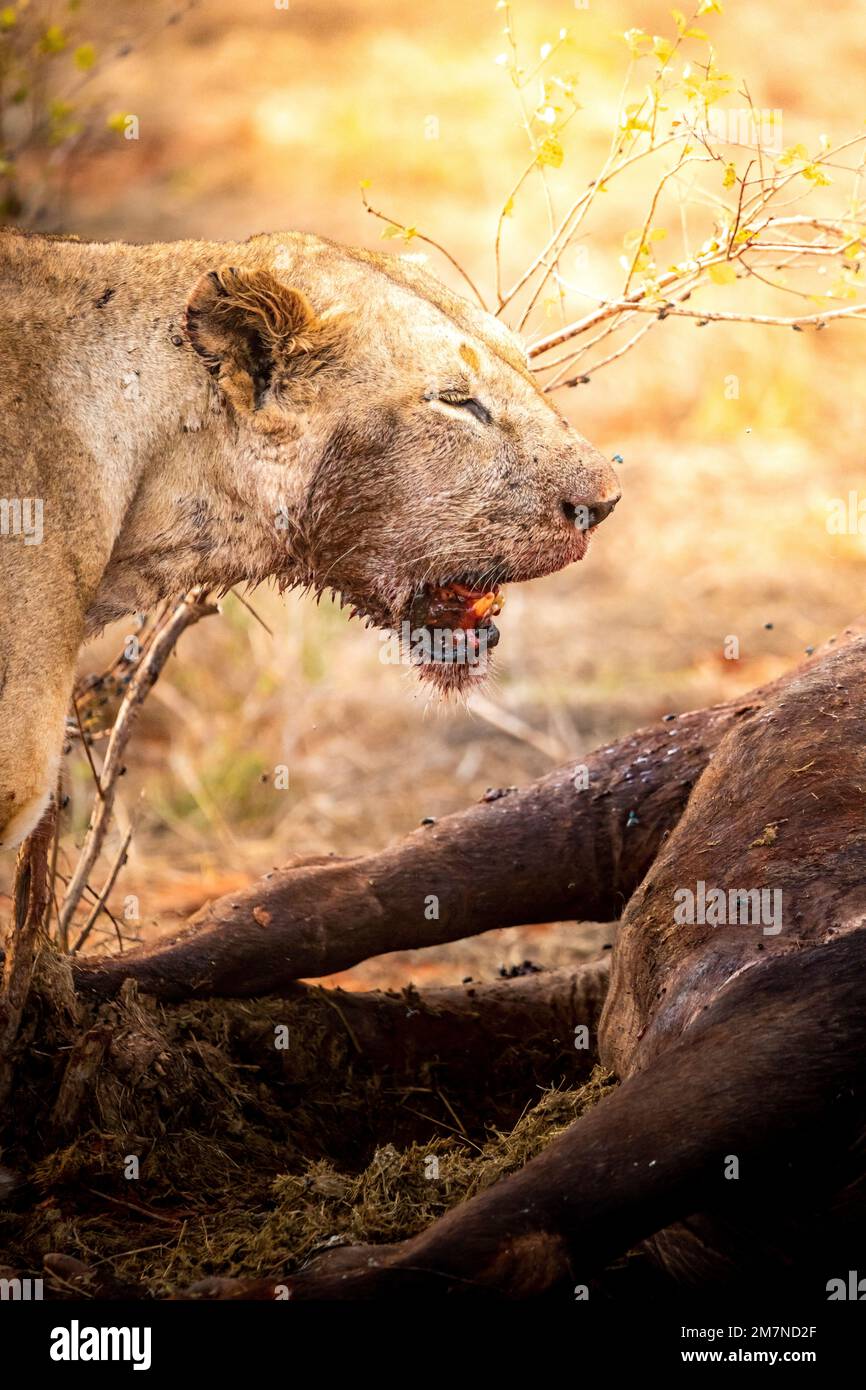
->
xmin=709 ymin=262 xmax=736 ymax=285
xmin=801 ymin=163 xmax=831 ymax=186
xmin=537 ymin=134 xmax=564 ymax=168
xmin=778 ymin=143 xmax=808 ymax=167
xmin=722 ymin=161 xmax=737 ymax=188
xmin=38 ymin=24 xmax=67 ymax=54
xmin=653 ymin=36 xmax=674 ymax=63
xmin=827 ymin=276 xmax=859 ymax=300
xmin=74 ymin=42 xmax=96 ymax=71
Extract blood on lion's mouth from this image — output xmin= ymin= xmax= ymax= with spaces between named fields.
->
xmin=410 ymin=578 xmax=505 ymax=666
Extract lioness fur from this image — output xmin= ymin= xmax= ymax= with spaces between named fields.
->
xmin=0 ymin=227 xmax=619 ymax=848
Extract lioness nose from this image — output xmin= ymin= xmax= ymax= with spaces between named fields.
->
xmin=560 ymin=492 xmax=621 ymax=531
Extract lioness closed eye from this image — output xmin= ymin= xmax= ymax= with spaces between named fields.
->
xmin=0 ymin=228 xmax=620 ymax=849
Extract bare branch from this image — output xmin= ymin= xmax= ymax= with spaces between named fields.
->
xmin=544 ymin=318 xmax=659 ymax=392
xmin=57 ymin=587 xmax=217 ymax=943
xmin=574 ymin=300 xmax=866 ymax=330
xmin=71 ymin=825 xmax=134 ymax=956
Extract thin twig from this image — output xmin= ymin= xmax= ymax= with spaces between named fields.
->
xmin=72 ymin=696 xmax=104 ymax=800
xmin=311 ymin=985 xmax=363 ymax=1053
xmin=545 ymin=317 xmax=659 ymax=392
xmin=71 ymin=824 xmax=134 ymax=955
xmin=361 ymin=189 xmax=488 ymax=310
xmin=58 ymin=587 xmax=217 ymax=943
xmin=229 ymin=588 xmax=274 ymax=637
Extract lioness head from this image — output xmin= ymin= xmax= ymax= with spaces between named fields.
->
xmin=184 ymin=236 xmax=620 ymax=691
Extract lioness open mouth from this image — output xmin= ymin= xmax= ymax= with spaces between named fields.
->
xmin=411 ymin=577 xmax=505 ymax=663
xmin=338 ymin=570 xmax=509 ymax=693
xmin=380 ymin=573 xmax=506 ymax=693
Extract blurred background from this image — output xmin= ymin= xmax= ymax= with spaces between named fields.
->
xmin=2 ymin=0 xmax=865 ymax=984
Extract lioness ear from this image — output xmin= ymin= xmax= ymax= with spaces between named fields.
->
xmin=185 ymin=265 xmax=337 ymax=420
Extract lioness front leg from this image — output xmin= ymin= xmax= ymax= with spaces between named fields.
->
xmin=0 ymin=540 xmax=87 ymax=850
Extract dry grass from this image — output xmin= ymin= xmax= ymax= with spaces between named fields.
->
xmin=0 ymin=955 xmax=617 ymax=1293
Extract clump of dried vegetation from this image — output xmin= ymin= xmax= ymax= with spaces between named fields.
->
xmin=1 ymin=948 xmax=615 ymax=1294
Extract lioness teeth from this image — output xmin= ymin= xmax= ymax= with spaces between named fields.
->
xmin=425 ymin=582 xmax=504 ymax=630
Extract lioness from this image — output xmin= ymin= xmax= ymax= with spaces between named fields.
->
xmin=0 ymin=228 xmax=619 ymax=849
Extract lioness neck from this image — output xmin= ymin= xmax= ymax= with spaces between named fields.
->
xmin=1 ymin=232 xmax=307 ymax=630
